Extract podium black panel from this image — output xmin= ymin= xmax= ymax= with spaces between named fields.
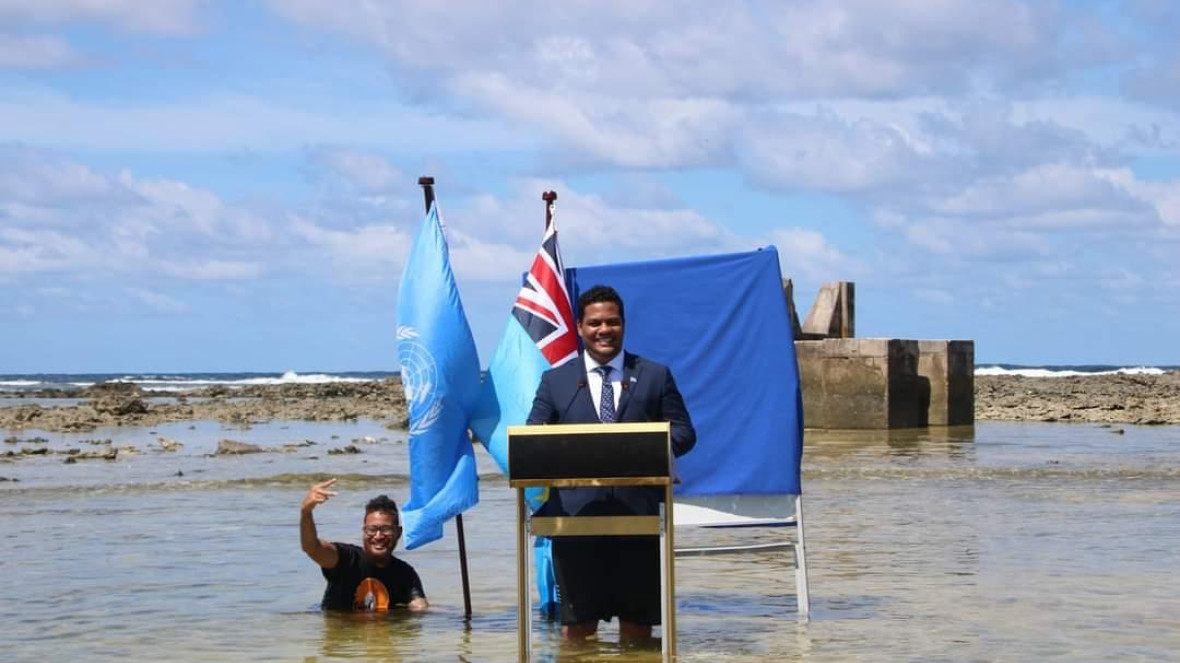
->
xmin=508 ymin=424 xmax=670 ymax=481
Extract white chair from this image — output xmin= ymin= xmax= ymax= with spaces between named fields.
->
xmin=673 ymin=494 xmax=810 ymax=616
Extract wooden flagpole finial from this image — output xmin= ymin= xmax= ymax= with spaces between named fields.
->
xmin=418 ymin=176 xmax=436 ymax=212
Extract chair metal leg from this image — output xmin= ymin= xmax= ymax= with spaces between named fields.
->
xmin=794 ymin=496 xmax=811 ymax=617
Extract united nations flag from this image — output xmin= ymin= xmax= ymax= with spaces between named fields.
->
xmin=396 ymin=201 xmax=481 ymax=550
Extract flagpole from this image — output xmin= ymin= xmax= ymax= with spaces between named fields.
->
xmin=418 ymin=175 xmax=474 ymax=622
xmin=542 ymin=190 xmax=556 ymax=229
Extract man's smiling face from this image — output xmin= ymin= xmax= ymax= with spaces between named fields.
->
xmin=578 ymin=301 xmax=624 ymax=364
xmin=361 ymin=510 xmax=400 ymax=564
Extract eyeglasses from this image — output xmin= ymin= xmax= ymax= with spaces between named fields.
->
xmin=363 ymin=526 xmax=398 ymax=536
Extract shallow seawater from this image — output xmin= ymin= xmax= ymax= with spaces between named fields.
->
xmin=2 ymin=421 xmax=1179 ymax=661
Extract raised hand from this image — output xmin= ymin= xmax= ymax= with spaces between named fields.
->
xmin=301 ymin=478 xmax=338 ymax=513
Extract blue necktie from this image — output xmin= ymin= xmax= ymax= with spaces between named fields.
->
xmin=596 ymin=366 xmax=615 ymax=423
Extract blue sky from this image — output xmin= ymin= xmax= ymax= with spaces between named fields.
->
xmin=1 ymin=0 xmax=1178 ymax=372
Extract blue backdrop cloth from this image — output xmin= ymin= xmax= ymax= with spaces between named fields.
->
xmin=474 ymin=246 xmax=804 ymax=616
xmin=396 ymin=202 xmax=482 ymax=550
xmin=568 ymin=246 xmax=804 ymax=496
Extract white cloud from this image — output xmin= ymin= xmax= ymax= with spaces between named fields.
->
xmin=738 ymin=110 xmax=927 ymax=193
xmin=444 ymin=228 xmax=536 ymax=283
xmin=264 ymin=0 xmax=1079 ymax=99
xmin=902 ymin=217 xmax=1050 ymax=260
xmin=454 ymin=74 xmax=738 ymax=169
xmin=915 ymin=288 xmax=955 ymax=305
xmin=0 ymin=227 xmax=95 ymax=273
xmin=159 ymin=259 xmax=263 ymax=280
xmin=0 ymin=301 xmax=37 ymax=317
xmin=1122 ymin=51 xmax=1180 ymax=112
xmin=446 ymin=178 xmax=736 ymax=266
xmin=310 ymin=147 xmax=403 ymax=195
xmin=0 ymin=144 xmax=134 ymax=206
xmin=768 ymin=227 xmax=859 ymax=282
xmin=1012 ymin=96 xmax=1180 ymax=153
xmin=0 ymin=0 xmax=207 ymax=35
xmin=1097 ymin=168 xmax=1180 ymax=226
xmin=288 ymin=216 xmax=412 ymax=281
xmin=121 ymin=175 xmax=272 ymax=243
xmin=0 ymin=34 xmax=82 ymax=69
xmin=285 ymin=175 xmax=736 ymax=284
xmin=0 ymin=88 xmax=532 ymax=153
xmin=125 ymin=287 xmax=189 ymax=314
xmin=1097 ymin=268 xmax=1145 ymax=292
xmin=0 ymin=145 xmax=277 ymax=280
xmin=929 ymin=163 xmax=1145 ymax=220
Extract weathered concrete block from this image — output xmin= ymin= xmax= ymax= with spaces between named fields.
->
xmin=917 ymin=340 xmax=974 ymax=426
xmin=796 ymin=338 xmax=926 ymax=429
xmin=801 ymin=285 xmax=840 ymax=337
xmin=800 ymin=282 xmax=855 ymax=338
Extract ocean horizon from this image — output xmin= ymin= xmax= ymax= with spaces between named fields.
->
xmin=0 ymin=364 xmax=1176 ymax=392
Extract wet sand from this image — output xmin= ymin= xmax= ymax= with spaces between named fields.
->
xmin=2 ymin=372 xmax=1179 ymax=436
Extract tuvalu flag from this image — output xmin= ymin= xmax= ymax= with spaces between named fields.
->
xmin=470 ymin=214 xmax=577 ymax=468
xmin=469 ymin=201 xmax=577 ymax=617
xmin=396 ymin=201 xmax=481 ymax=550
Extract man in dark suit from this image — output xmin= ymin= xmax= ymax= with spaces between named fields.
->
xmin=527 ymin=284 xmax=696 ymax=641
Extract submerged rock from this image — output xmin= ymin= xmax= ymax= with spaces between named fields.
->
xmin=64 ymin=446 xmax=118 ymax=462
xmin=216 ymin=440 xmax=265 ymax=455
xmin=976 ymin=372 xmax=1180 ymax=424
xmin=0 ymin=378 xmax=410 ymax=432
xmin=85 ymin=382 xmax=150 ymax=416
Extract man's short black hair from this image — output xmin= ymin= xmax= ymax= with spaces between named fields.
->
xmin=577 ymin=285 xmax=625 ymax=322
xmin=365 ymin=495 xmax=400 ymax=522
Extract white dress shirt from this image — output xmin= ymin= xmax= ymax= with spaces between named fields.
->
xmin=583 ymin=351 xmax=624 ymax=419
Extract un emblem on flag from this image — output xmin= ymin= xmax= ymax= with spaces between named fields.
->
xmin=397 ymin=326 xmax=442 ymax=435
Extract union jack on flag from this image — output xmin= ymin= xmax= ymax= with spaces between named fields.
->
xmin=511 ymin=205 xmax=578 ymax=366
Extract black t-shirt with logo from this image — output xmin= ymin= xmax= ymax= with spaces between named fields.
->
xmin=320 ymin=543 xmax=425 ymax=611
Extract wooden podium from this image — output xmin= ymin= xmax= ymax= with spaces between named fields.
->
xmin=507 ymin=422 xmax=677 ymax=661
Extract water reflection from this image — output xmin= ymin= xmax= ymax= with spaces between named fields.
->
xmin=516 ymin=626 xmax=666 ymax=663
xmin=316 ymin=610 xmax=424 ymax=661
xmin=804 ymin=426 xmax=977 ymax=464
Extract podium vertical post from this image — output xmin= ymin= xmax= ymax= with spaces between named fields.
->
xmin=515 ymin=486 xmax=531 ymax=656
xmin=508 ymin=422 xmax=676 ymax=662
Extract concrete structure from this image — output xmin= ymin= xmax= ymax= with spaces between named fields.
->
xmin=795 ymin=338 xmax=975 ymax=429
xmin=788 ymin=281 xmax=974 ymax=429
xmin=797 ymin=339 xmax=927 ymax=429
xmin=796 ymin=281 xmax=854 ymax=339
xmin=917 ymin=340 xmax=974 ymax=427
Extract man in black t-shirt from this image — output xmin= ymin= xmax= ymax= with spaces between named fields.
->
xmin=300 ymin=479 xmax=427 ymax=611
